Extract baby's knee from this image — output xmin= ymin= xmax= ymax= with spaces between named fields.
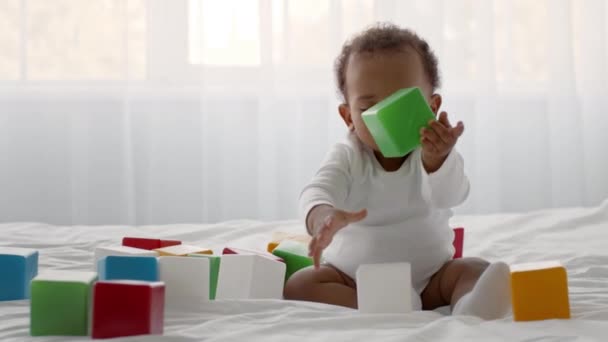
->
xmin=283 ymin=266 xmax=316 ymax=300
xmin=452 ymin=257 xmax=490 ymax=278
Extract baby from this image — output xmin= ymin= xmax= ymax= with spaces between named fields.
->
xmin=284 ymin=23 xmax=511 ymax=319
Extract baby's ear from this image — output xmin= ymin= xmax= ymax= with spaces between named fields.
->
xmin=429 ymin=94 xmax=442 ymax=115
xmin=338 ymin=104 xmax=355 ymax=131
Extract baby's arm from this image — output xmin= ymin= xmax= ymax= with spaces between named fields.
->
xmin=421 ymin=148 xmax=470 ymax=208
xmin=300 ymin=144 xmax=366 ymax=267
xmin=420 ymin=112 xmax=470 ymax=208
xmin=299 ymin=144 xmax=351 ymax=227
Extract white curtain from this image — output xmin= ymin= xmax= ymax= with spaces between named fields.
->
xmin=0 ymin=0 xmax=606 ymax=225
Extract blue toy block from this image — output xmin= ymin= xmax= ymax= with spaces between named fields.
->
xmin=98 ymin=256 xmax=158 ymax=282
xmin=0 ymin=247 xmax=38 ymax=301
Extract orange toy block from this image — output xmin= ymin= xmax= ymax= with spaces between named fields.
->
xmin=510 ymin=261 xmax=570 ymax=321
xmin=267 ymin=232 xmax=311 ymax=253
xmin=154 ymin=244 xmax=213 ymax=257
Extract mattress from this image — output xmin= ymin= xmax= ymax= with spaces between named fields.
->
xmin=1 ymin=199 xmax=608 ymax=341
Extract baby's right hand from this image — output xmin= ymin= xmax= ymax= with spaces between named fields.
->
xmin=307 ymin=205 xmax=367 ymax=269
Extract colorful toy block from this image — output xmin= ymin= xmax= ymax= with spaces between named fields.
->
xmin=267 ymin=232 xmax=311 ymax=253
xmin=98 ymin=256 xmax=159 ymax=282
xmin=122 ymin=237 xmax=181 ymax=250
xmin=30 ymin=271 xmax=97 ymax=336
xmin=510 ymin=261 xmax=571 ymax=321
xmin=187 ymin=254 xmax=221 ymax=300
xmin=223 ymin=247 xmax=284 ymax=262
xmin=356 ymin=263 xmax=415 ymax=313
xmin=158 ymin=256 xmax=210 ymax=306
xmin=92 ymin=280 xmax=165 ymax=339
xmin=0 ymin=247 xmax=38 ymax=301
xmin=154 ymin=244 xmax=212 ymax=257
xmin=362 ymin=87 xmax=435 ymax=157
xmin=271 ymin=240 xmax=313 ymax=281
xmin=216 ymin=255 xmax=286 ymax=299
xmin=452 ymin=227 xmax=464 ymax=259
xmin=94 ymin=246 xmax=158 ymax=270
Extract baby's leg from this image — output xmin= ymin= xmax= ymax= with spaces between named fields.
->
xmin=284 ymin=265 xmax=357 ymax=308
xmin=421 ymin=258 xmax=511 ymax=319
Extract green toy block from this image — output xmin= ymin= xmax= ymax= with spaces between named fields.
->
xmin=30 ymin=271 xmax=97 ymax=336
xmin=187 ymin=254 xmax=220 ymax=300
xmin=362 ymin=87 xmax=436 ymax=158
xmin=271 ymin=240 xmax=313 ymax=281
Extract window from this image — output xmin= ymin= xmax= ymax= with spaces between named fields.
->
xmin=188 ymin=0 xmax=260 ymax=66
xmin=0 ymin=0 xmax=146 ymax=81
xmin=0 ymin=0 xmax=570 ymax=87
xmin=0 ymin=0 xmax=20 ymax=80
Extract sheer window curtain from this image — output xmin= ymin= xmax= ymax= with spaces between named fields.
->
xmin=0 ymin=0 xmax=606 ymax=225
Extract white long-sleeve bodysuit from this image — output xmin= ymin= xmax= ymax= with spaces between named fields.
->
xmin=300 ymin=133 xmax=470 ymax=300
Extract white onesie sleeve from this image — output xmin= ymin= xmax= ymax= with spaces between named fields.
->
xmin=419 ymin=149 xmax=470 ymax=209
xmin=299 ymin=143 xmax=352 ymax=222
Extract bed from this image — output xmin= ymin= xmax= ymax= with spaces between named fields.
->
xmin=1 ymin=199 xmax=608 ymax=341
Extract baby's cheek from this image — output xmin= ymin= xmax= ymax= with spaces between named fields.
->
xmin=353 ymin=121 xmax=379 ymax=150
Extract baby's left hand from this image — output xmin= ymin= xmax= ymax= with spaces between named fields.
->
xmin=420 ymin=111 xmax=464 ymax=173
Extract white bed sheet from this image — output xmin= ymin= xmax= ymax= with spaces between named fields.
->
xmin=1 ymin=199 xmax=608 ymax=341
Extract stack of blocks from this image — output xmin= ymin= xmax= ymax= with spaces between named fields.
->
xmin=361 ymin=87 xmax=436 ymax=158
xmin=1 ymin=232 xmax=575 ymax=338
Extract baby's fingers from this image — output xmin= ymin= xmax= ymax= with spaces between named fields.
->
xmin=308 ymin=236 xmax=317 ymax=256
xmin=421 ymin=135 xmax=439 ymax=154
xmin=308 ymin=236 xmax=322 ymax=268
xmin=428 ymin=120 xmax=452 ymax=145
xmin=438 ymin=111 xmax=452 ymax=128
xmin=312 ymin=246 xmax=322 ymax=269
xmin=451 ymin=121 xmax=465 ymax=139
xmin=421 ymin=127 xmax=446 ymax=150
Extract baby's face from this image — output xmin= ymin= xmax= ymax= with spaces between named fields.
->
xmin=342 ymin=48 xmax=436 ymax=153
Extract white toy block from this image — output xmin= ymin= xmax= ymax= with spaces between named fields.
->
xmin=94 ymin=246 xmax=158 ymax=270
xmin=356 ymin=263 xmax=415 ymax=314
xmin=158 ymin=256 xmax=210 ymax=306
xmin=216 ymin=254 xmax=286 ymax=300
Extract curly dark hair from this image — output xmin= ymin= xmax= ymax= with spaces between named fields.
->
xmin=334 ymin=22 xmax=440 ymax=102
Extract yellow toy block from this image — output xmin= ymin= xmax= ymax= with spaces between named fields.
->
xmin=267 ymin=232 xmax=311 ymax=253
xmin=154 ymin=244 xmax=213 ymax=256
xmin=510 ymin=261 xmax=570 ymax=321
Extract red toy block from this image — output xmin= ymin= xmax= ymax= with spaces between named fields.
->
xmin=452 ymin=227 xmax=464 ymax=259
xmin=122 ymin=237 xmax=182 ymax=251
xmin=92 ymin=280 xmax=165 ymax=339
xmin=222 ymin=247 xmax=284 ymax=263
xmin=123 ymin=238 xmax=160 ymax=250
